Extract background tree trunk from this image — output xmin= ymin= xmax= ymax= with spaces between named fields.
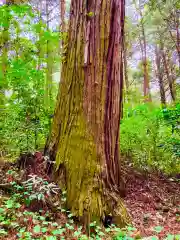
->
xmin=45 ymin=0 xmax=130 ymax=227
xmin=167 ymin=52 xmax=176 ymax=103
xmin=133 ymin=0 xmax=151 ymax=102
xmin=45 ymin=0 xmax=53 ymax=113
xmin=141 ymin=24 xmax=151 ymax=102
xmin=155 ymin=46 xmax=166 ymax=107
xmin=162 ymin=49 xmax=176 ymax=102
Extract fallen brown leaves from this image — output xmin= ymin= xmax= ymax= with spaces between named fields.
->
xmin=0 ymin=153 xmax=179 ymax=239
xmin=124 ymin=167 xmax=180 ymax=239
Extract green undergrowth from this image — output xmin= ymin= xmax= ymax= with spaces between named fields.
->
xmin=120 ymin=103 xmax=180 ymax=175
xmin=0 ymin=170 xmax=179 ymax=240
xmin=0 ymin=4 xmax=59 ymax=159
xmin=0 ymin=170 xmax=135 ymax=240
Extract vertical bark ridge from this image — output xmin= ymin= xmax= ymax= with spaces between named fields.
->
xmin=104 ymin=0 xmax=124 ymax=191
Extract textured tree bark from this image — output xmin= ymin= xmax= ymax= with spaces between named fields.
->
xmin=45 ymin=0 xmax=130 ymax=227
xmin=155 ymin=46 xmax=166 ymax=107
xmin=141 ymin=27 xmax=151 ymax=102
xmin=167 ymin=53 xmax=177 ymax=103
xmin=123 ymin=36 xmax=129 ymax=102
xmin=162 ymin=50 xmax=176 ymax=102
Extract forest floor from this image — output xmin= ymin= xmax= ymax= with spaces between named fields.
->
xmin=0 ymin=152 xmax=179 ymax=240
xmin=124 ymin=167 xmax=180 ymax=238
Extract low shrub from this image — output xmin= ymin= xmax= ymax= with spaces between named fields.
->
xmin=120 ymin=103 xmax=180 ymax=175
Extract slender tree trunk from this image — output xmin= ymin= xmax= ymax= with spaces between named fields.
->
xmin=45 ymin=0 xmax=53 ymax=113
xmin=155 ymin=46 xmax=166 ymax=107
xmin=170 ymin=10 xmax=180 ymax=68
xmin=134 ymin=0 xmax=151 ymax=102
xmin=157 ymin=6 xmax=180 ymax=69
xmin=138 ymin=33 xmax=151 ymax=102
xmin=167 ymin=53 xmax=176 ymax=102
xmin=141 ymin=23 xmax=151 ymax=102
xmin=45 ymin=0 xmax=130 ymax=227
xmin=162 ymin=49 xmax=176 ymax=102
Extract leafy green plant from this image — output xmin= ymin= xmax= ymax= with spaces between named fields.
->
xmin=0 ymin=4 xmax=59 ymax=158
xmin=120 ymin=103 xmax=180 ymax=174
xmin=161 ymin=104 xmax=180 ymax=157
xmin=22 ymin=174 xmax=60 ymax=204
xmin=153 ymin=225 xmax=164 ymax=233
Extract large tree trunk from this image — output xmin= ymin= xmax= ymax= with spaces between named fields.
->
xmin=45 ymin=0 xmax=130 ymax=227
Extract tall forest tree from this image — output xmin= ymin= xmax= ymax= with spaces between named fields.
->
xmin=133 ymin=0 xmax=151 ymax=102
xmin=45 ymin=0 xmax=53 ymax=114
xmin=45 ymin=0 xmax=131 ymax=226
xmin=155 ymin=45 xmax=166 ymax=107
xmin=155 ymin=0 xmax=180 ymax=68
